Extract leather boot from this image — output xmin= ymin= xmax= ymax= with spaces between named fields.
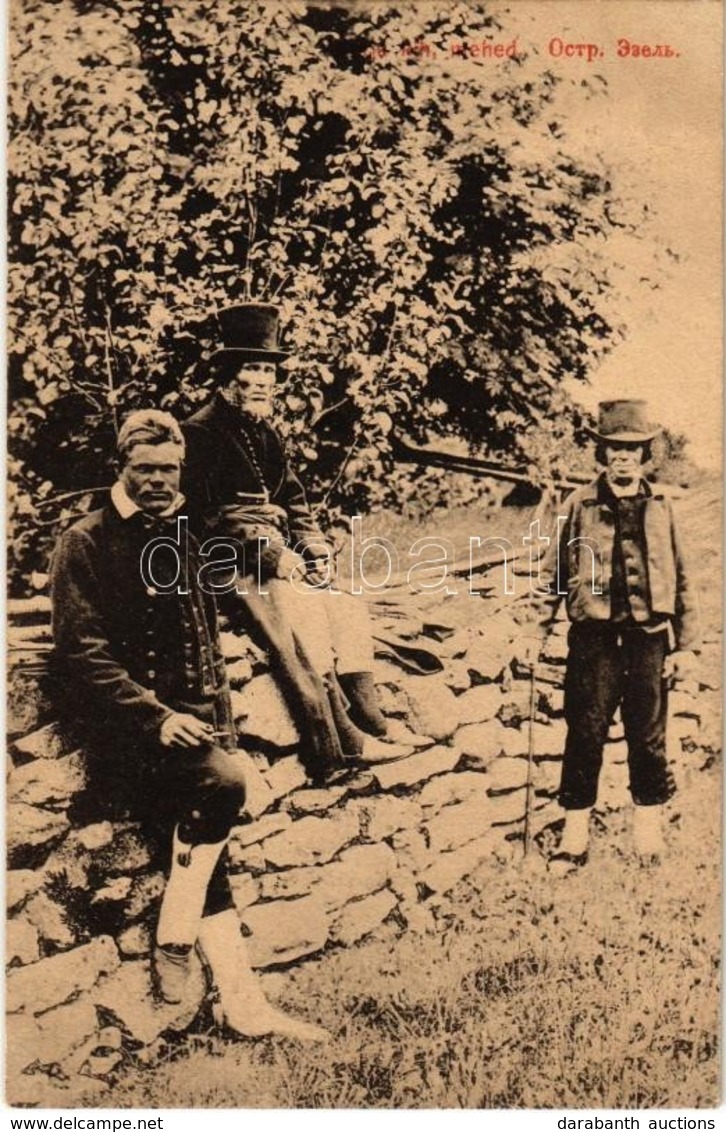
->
xmin=326 ymin=674 xmax=413 ymax=764
xmin=153 ymin=828 xmax=227 ymax=1005
xmin=152 ymin=942 xmax=205 ymax=1008
xmin=337 ymin=671 xmax=388 ymax=736
xmin=197 ymin=910 xmax=330 ymax=1041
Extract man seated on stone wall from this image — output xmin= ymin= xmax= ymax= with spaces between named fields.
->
xmin=181 ymin=302 xmax=425 ymax=784
xmin=50 ymin=409 xmax=327 ymax=1041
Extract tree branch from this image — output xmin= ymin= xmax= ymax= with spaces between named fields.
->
xmin=103 ymin=305 xmax=119 ymax=436
xmin=314 ymin=429 xmax=361 ymax=515
xmin=311 ymin=396 xmax=350 ymax=427
xmin=36 ymin=486 xmax=110 ymax=509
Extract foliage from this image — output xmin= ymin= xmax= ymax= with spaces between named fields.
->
xmin=8 ymin=0 xmax=649 ymax=591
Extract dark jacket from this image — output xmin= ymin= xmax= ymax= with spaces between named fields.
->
xmin=180 ymin=393 xmax=345 ymax=784
xmin=182 ymin=392 xmax=326 ymax=561
xmin=531 ymin=475 xmax=700 ymax=650
xmin=49 ymin=500 xmax=232 ymax=752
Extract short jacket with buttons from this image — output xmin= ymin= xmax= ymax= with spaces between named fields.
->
xmin=49 ymin=500 xmax=232 ymax=745
xmin=529 ymin=473 xmax=701 ymax=651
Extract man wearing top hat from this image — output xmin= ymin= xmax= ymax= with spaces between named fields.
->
xmin=517 ymin=400 xmax=700 ymax=873
xmin=181 ymin=302 xmax=418 ymax=784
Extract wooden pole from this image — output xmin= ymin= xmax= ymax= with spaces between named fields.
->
xmin=523 ymin=661 xmax=537 ymax=857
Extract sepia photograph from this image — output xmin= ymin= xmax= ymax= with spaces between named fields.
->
xmin=5 ymin=0 xmax=722 ymax=1115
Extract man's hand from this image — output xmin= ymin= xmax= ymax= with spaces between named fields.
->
xmin=663 ymin=649 xmax=699 ymax=687
xmin=303 ymin=544 xmax=338 ymax=589
xmin=276 ymin=547 xmax=307 ymax=580
xmin=159 ymin=712 xmax=213 ymax=748
xmin=305 ymin=563 xmax=335 ymax=589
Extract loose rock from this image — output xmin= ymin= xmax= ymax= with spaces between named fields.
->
xmin=229 ymin=872 xmax=261 ymax=910
xmin=455 ymin=720 xmax=511 ymax=767
xmin=486 ymin=757 xmax=529 ymax=794
xmin=241 ymin=895 xmax=329 ymax=968
xmin=418 ymin=769 xmax=489 ymax=813
xmin=457 ymin=685 xmax=503 ymax=726
xmin=261 ymin=810 xmax=360 ymax=869
xmin=7 ymin=936 xmax=120 ymax=1016
xmin=8 ymin=804 xmax=70 ymax=866
xmin=346 ymin=795 xmax=423 ymax=841
xmin=7 ymin=868 xmax=47 ymax=913
xmin=399 ymin=676 xmax=461 ymax=740
xmin=465 ymin=634 xmax=509 ymax=682
xmin=315 ymin=843 xmax=397 ymax=912
xmin=426 ymin=795 xmax=495 ymax=853
xmin=419 ymin=831 xmax=499 ymax=897
xmin=117 ymin=924 xmax=153 ymax=958
xmin=232 ymin=812 xmax=292 ymax=848
xmin=367 ymin=744 xmax=462 ymax=792
xmin=25 ymin=891 xmax=77 ymax=952
xmin=13 ymin=722 xmax=72 ymax=762
xmin=7 ymin=916 xmax=41 ymax=967
xmin=330 ymin=888 xmax=398 ymax=946
xmin=443 ymin=660 xmax=471 ymax=693
xmin=281 ymin=785 xmax=350 ymax=816
xmin=94 ymin=959 xmax=200 ymax=1045
xmin=232 ymin=675 xmax=299 ymax=748
xmin=8 ymin=753 xmax=86 ymax=808
xmin=263 ymin=756 xmax=308 ymax=803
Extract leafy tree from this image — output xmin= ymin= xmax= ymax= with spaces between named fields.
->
xmin=8 ymin=0 xmax=649 ymax=592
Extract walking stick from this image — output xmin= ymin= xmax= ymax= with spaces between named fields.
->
xmin=523 ymin=659 xmax=537 ymax=857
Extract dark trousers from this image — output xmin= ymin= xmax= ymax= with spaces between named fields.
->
xmin=107 ymin=697 xmax=244 ymax=919
xmin=64 ymin=692 xmax=245 ymax=919
xmin=560 ymin=622 xmax=674 ymax=810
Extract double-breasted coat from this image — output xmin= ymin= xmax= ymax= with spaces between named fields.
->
xmin=49 ymin=495 xmax=235 ymax=813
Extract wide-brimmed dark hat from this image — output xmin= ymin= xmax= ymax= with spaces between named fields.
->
xmin=208 ymin=303 xmax=290 ymax=371
xmin=587 ymin=400 xmax=660 ymax=443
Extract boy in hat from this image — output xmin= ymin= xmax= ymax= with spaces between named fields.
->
xmin=181 ymin=303 xmax=421 ymax=783
xmin=517 ymin=400 xmax=700 ymax=872
xmin=50 ymin=409 xmax=327 ymax=1041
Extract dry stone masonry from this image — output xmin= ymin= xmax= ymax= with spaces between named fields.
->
xmin=6 ymin=583 xmax=720 ymax=1106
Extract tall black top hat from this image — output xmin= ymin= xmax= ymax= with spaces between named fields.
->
xmin=587 ymin=400 xmax=660 ymax=443
xmin=208 ymin=303 xmax=290 ymax=371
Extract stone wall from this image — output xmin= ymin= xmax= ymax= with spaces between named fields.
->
xmin=6 ymin=587 xmax=717 ymax=1106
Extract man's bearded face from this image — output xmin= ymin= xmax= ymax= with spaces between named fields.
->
xmin=224 ymin=363 xmax=276 ymax=418
xmin=605 ymin=441 xmax=645 ymax=486
xmin=120 ymin=441 xmax=183 ymax=515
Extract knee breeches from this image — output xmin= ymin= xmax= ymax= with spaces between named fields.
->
xmin=151 ymin=742 xmax=248 ymax=918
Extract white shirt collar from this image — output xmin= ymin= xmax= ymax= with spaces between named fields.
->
xmin=110 ymin=480 xmax=185 ymax=520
